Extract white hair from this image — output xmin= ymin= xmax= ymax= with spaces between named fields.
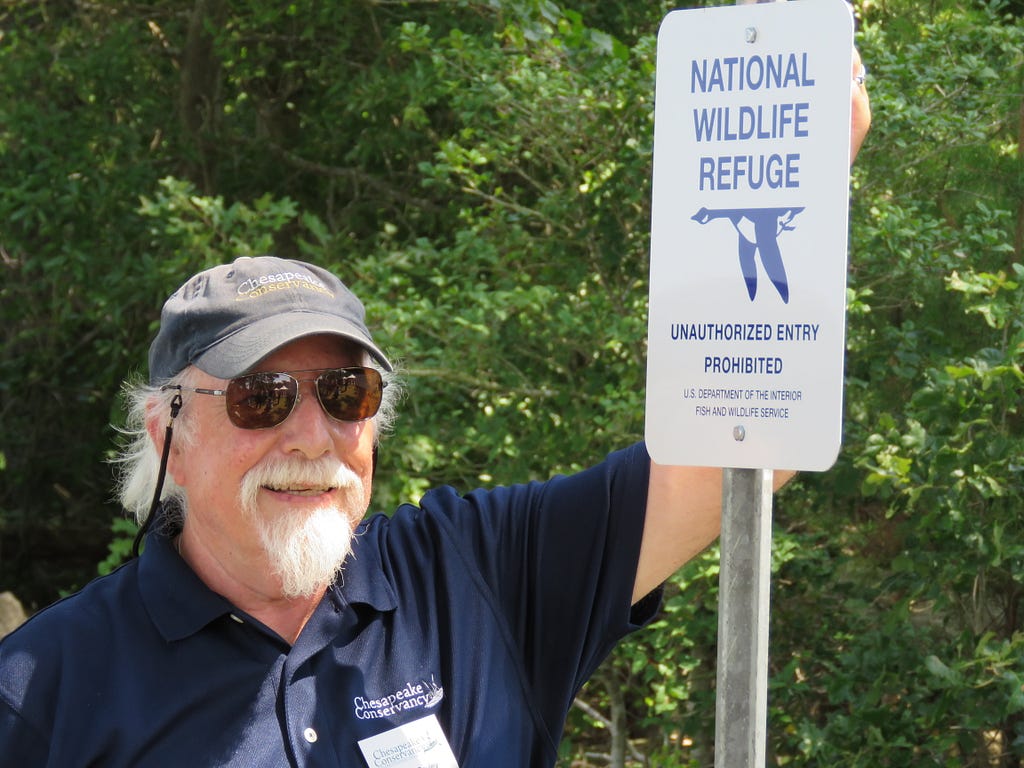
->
xmin=111 ymin=357 xmax=402 ymax=526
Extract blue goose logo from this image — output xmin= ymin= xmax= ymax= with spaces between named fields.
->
xmin=691 ymin=206 xmax=804 ymax=303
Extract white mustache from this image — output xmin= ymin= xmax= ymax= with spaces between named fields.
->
xmin=240 ymin=456 xmax=361 ymax=510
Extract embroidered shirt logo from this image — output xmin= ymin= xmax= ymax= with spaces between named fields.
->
xmin=354 ymin=677 xmax=444 ymax=721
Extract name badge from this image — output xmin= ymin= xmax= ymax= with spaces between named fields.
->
xmin=357 ymin=713 xmax=460 ymax=768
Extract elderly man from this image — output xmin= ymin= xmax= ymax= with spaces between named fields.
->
xmin=0 ymin=58 xmax=869 ymax=767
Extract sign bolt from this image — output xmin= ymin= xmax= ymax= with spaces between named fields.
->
xmin=733 ymin=425 xmax=747 ymax=442
xmin=745 ymin=27 xmax=758 ymax=43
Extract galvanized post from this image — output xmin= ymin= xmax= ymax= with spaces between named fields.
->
xmin=716 ymin=10 xmax=782 ymax=768
xmin=715 ymin=467 xmax=774 ymax=768
xmin=711 ymin=2 xmax=781 ymax=765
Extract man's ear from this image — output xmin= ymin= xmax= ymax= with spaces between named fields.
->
xmin=145 ymin=397 xmax=186 ymax=485
xmin=145 ymin=400 xmax=167 ymax=457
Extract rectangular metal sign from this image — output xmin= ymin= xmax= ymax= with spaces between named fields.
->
xmin=646 ymin=0 xmax=854 ymax=471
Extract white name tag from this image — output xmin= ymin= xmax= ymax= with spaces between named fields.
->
xmin=357 ymin=714 xmax=460 ymax=768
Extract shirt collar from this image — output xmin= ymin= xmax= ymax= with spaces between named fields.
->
xmin=138 ymin=517 xmax=398 ymax=643
xmin=333 ymin=519 xmax=397 ymax=613
xmin=138 ymin=528 xmax=236 ymax=642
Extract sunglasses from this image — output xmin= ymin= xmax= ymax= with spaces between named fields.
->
xmin=165 ymin=366 xmax=385 ymax=429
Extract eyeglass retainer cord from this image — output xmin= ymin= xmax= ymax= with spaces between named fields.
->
xmin=131 ymin=389 xmax=183 ymax=557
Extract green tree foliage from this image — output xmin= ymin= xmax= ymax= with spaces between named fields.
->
xmin=2 ymin=0 xmax=1023 ymax=764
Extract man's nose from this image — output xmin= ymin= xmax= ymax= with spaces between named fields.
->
xmin=278 ymin=381 xmax=334 ymax=458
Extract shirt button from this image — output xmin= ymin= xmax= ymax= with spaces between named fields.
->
xmin=303 ymin=727 xmax=318 ymax=743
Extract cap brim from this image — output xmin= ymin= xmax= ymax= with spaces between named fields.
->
xmin=191 ymin=311 xmax=393 ymax=378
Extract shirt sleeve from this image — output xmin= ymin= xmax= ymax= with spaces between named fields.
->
xmin=414 ymin=442 xmax=660 ymax=733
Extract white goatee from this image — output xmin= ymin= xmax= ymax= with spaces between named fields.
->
xmin=238 ymin=455 xmax=368 ymax=599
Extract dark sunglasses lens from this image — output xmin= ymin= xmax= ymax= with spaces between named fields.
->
xmin=316 ymin=368 xmax=383 ymax=421
xmin=225 ymin=373 xmax=297 ymax=429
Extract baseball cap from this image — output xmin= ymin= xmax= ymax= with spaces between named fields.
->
xmin=148 ymin=256 xmax=392 ymax=383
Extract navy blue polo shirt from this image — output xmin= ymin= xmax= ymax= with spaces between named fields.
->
xmin=0 ymin=443 xmax=659 ymax=767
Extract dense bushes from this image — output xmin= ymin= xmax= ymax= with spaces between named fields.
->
xmin=2 ymin=1 xmax=1022 ymax=763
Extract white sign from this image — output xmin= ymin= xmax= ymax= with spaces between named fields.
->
xmin=645 ymin=0 xmax=854 ymax=471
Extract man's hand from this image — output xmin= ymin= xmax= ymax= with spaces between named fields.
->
xmin=850 ymin=46 xmax=871 ymax=160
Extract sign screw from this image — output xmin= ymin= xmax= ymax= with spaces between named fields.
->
xmin=733 ymin=425 xmax=747 ymax=441
xmin=745 ymin=27 xmax=758 ymax=43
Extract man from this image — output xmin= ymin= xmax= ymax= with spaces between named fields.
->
xmin=0 ymin=58 xmax=869 ymax=768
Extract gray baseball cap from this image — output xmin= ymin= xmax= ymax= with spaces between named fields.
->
xmin=148 ymin=256 xmax=392 ymax=383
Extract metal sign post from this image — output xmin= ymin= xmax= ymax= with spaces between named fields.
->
xmin=714 ymin=8 xmax=778 ymax=768
xmin=715 ymin=466 xmax=773 ymax=768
